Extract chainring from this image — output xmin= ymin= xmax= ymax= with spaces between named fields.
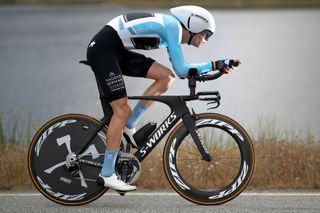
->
xmin=116 ymin=152 xmax=141 ymax=184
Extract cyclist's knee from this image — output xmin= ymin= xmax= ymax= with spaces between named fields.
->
xmin=160 ymin=74 xmax=175 ymax=91
xmin=120 ymin=105 xmax=131 ymax=120
xmin=110 ymin=99 xmax=132 ymax=121
xmin=148 ymin=63 xmax=175 ymax=82
xmin=155 ymin=67 xmax=175 ymax=91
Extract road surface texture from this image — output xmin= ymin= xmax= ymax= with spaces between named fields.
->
xmin=0 ymin=191 xmax=319 ymax=213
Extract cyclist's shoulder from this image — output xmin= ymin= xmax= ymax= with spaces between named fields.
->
xmin=158 ymin=15 xmax=181 ymax=45
xmin=159 ymin=14 xmax=180 ymax=27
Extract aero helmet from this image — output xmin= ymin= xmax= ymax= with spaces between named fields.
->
xmin=170 ymin=5 xmax=215 ymax=34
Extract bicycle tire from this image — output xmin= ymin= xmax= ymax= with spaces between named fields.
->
xmin=163 ymin=113 xmax=254 ymax=205
xmin=28 ymin=114 xmax=108 ymax=206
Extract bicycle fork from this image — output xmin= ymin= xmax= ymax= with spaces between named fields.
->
xmin=182 ymin=114 xmax=212 ymax=162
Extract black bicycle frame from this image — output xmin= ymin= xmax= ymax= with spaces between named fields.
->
xmin=130 ymin=95 xmax=212 ymax=162
xmin=77 ymin=62 xmax=221 ymax=163
xmin=76 ymin=93 xmax=214 ymax=163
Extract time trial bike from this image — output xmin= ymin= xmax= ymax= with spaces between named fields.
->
xmin=27 ymin=62 xmax=255 ymax=206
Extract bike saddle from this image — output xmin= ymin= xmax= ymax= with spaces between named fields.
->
xmin=79 ymin=60 xmax=92 ymax=67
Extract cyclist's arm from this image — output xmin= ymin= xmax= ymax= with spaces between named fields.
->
xmin=165 ymin=20 xmax=213 ymax=78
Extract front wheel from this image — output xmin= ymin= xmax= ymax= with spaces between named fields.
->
xmin=163 ymin=113 xmax=254 ymax=205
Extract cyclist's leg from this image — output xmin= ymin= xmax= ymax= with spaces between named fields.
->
xmin=93 ymin=75 xmax=136 ymax=190
xmin=106 ymin=97 xmax=131 ymax=150
xmin=126 ymin=62 xmax=175 ymax=129
xmin=90 ymin=59 xmax=135 ymax=188
xmin=142 ymin=62 xmax=175 ymax=107
xmin=121 ymin=51 xmax=175 ymax=128
xmin=87 ymin=26 xmax=136 ymax=191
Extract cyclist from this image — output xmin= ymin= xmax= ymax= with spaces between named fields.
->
xmin=86 ymin=5 xmax=241 ymax=192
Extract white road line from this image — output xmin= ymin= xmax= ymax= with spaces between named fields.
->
xmin=0 ymin=192 xmax=320 ymax=197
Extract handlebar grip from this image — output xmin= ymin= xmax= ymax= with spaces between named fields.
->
xmin=195 ymin=72 xmax=224 ymax=82
xmin=232 ymin=61 xmax=240 ymax=67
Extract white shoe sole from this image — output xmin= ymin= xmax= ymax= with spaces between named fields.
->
xmin=97 ymin=175 xmax=136 ymax=192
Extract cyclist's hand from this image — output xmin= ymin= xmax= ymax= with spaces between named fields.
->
xmin=214 ymin=59 xmax=241 ymax=74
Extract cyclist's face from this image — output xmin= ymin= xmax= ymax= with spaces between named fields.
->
xmin=191 ymin=33 xmax=207 ymax=48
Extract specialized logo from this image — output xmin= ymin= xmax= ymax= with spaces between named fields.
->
xmin=191 ymin=13 xmax=209 ymax=23
xmin=79 ymin=159 xmax=103 ymax=167
xmin=169 ymin=139 xmax=190 ymax=190
xmin=139 ymin=112 xmax=177 ymax=156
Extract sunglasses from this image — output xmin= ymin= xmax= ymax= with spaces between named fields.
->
xmin=201 ymin=30 xmax=213 ymax=40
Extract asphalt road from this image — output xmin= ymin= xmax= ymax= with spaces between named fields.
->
xmin=0 ymin=191 xmax=319 ymax=213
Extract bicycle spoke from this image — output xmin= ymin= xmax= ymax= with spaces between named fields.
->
xmin=215 ymin=160 xmax=240 ymax=170
xmin=176 ymin=157 xmax=201 ymax=161
xmin=197 ymin=164 xmax=215 ymax=191
xmin=212 ymin=140 xmax=238 ymax=157
xmin=184 ymin=136 xmax=198 ymax=150
xmin=178 ymin=148 xmax=201 ymax=157
xmin=214 ymin=148 xmax=239 ymax=158
xmin=215 ymin=161 xmax=240 ymax=170
xmin=213 ymin=164 xmax=227 ymax=187
xmin=215 ymin=157 xmax=240 ymax=161
xmin=182 ymin=164 xmax=202 ymax=181
xmin=205 ymin=164 xmax=209 ymax=190
xmin=201 ymin=128 xmax=206 ymax=143
xmin=211 ymin=131 xmax=224 ymax=154
xmin=208 ymin=128 xmax=215 ymax=152
xmin=213 ymin=161 xmax=238 ymax=178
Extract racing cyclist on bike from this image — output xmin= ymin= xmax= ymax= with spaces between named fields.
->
xmin=86 ymin=5 xmax=241 ymax=192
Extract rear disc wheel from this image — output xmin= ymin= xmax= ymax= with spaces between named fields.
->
xmin=28 ymin=114 xmax=108 ymax=206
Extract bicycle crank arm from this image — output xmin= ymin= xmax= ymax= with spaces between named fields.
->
xmin=182 ymin=114 xmax=212 ymax=162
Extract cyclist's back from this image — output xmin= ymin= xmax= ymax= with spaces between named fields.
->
xmin=107 ymin=13 xmax=177 ymax=50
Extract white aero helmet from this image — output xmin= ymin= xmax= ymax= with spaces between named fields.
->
xmin=170 ymin=5 xmax=215 ymax=34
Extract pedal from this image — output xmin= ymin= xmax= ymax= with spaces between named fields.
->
xmin=116 ymin=190 xmax=126 ymax=196
xmin=96 ymin=176 xmax=105 ymax=186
